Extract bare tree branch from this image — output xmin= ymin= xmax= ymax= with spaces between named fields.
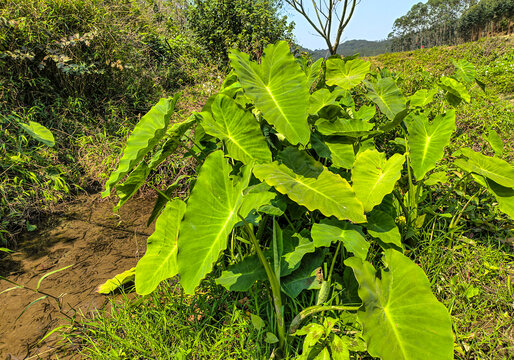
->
xmin=285 ymin=0 xmax=358 ymax=55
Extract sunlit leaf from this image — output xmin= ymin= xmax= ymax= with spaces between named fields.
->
xmin=135 ymin=199 xmax=186 ymax=295
xmin=345 ymin=250 xmax=453 ymax=360
xmin=452 ymin=59 xmax=475 ymax=84
xmin=229 ymin=41 xmax=310 ymax=145
xmin=103 ymin=95 xmax=179 ymax=197
xmin=455 ymin=148 xmax=514 ymax=188
xmin=408 ymin=88 xmax=437 ymax=108
xmin=439 ymin=76 xmax=470 ymax=104
xmin=311 ymin=219 xmax=369 ymax=259
xmin=486 ymin=129 xmax=503 ymax=157
xmin=365 ymin=78 xmax=406 ymax=121
xmin=253 ymin=162 xmax=366 ymax=223
xmin=352 ymin=149 xmax=405 ymax=212
xmin=19 ymin=121 xmax=55 ymax=147
xmin=326 ymin=140 xmax=355 ymax=169
xmin=325 ymin=58 xmax=370 ymax=90
xmin=309 ymin=88 xmax=345 ymax=115
xmin=177 ymin=151 xmax=255 ymax=294
xmin=202 ymin=94 xmax=271 ymax=164
xmin=98 ymin=267 xmax=135 ymax=294
xmin=407 ymin=111 xmax=456 ymax=181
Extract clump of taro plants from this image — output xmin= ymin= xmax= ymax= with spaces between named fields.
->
xmin=102 ymin=41 xmax=514 ymax=359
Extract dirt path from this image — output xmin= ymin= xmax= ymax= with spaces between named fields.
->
xmin=0 ymin=194 xmax=156 ymax=359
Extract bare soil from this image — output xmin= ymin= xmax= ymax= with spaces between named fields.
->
xmin=0 ymin=194 xmax=156 ymax=359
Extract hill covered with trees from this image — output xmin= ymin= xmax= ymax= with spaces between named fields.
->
xmin=389 ymin=0 xmax=514 ymax=51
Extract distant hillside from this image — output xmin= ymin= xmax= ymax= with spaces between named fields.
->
xmin=300 ymin=39 xmax=391 ymax=59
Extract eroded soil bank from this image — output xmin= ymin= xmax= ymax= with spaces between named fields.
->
xmin=0 ymin=194 xmax=155 ymax=359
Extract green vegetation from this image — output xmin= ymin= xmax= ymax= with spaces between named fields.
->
xmin=0 ymin=0 xmax=294 ymax=247
xmin=1 ymin=0 xmax=513 ymax=358
xmin=389 ymin=0 xmax=514 ymax=51
xmin=87 ymin=38 xmax=512 ymax=359
xmin=188 ymin=0 xmax=294 ymax=63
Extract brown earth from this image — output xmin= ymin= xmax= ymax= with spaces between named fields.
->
xmin=0 ymin=194 xmax=156 ymax=359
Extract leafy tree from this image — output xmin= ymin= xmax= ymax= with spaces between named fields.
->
xmin=187 ymin=0 xmax=294 ymax=63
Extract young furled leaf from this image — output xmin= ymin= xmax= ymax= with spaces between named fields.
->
xmin=365 ymin=78 xmax=406 ymax=121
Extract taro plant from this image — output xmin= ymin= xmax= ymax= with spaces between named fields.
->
xmin=102 ymin=41 xmax=513 ymax=359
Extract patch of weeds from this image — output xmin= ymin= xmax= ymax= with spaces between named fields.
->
xmin=63 ymin=281 xmax=275 ymax=359
xmin=415 ymin=227 xmax=514 ymax=359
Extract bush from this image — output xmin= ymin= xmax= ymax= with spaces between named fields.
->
xmin=187 ymin=0 xmax=294 ymax=63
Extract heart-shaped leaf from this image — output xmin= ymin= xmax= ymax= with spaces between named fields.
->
xmin=177 ymin=151 xmax=257 ymax=294
xmin=253 ymin=162 xmax=366 ymax=223
xmin=345 ymin=250 xmax=453 ymax=360
xmin=352 ymin=149 xmax=405 ymax=212
xmin=135 ymin=199 xmax=186 ymax=295
xmin=325 ymin=58 xmax=370 ymax=90
xmin=202 ymin=94 xmax=272 ymax=164
xmin=229 ymin=41 xmax=310 ymax=145
xmin=407 ymin=111 xmax=456 ymax=181
xmin=365 ymin=78 xmax=406 ymax=121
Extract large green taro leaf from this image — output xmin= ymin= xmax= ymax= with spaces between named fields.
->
xmin=253 ymin=162 xmax=366 ymax=223
xmin=311 ymin=219 xmax=369 ymax=260
xmin=103 ymin=95 xmax=179 ymax=197
xmin=345 ymin=250 xmax=453 ymax=360
xmin=229 ymin=41 xmax=310 ymax=145
xmin=439 ymin=76 xmax=470 ymax=104
xmin=326 ymin=141 xmax=355 ymax=169
xmin=19 ymin=121 xmax=55 ymax=147
xmin=407 ymin=111 xmax=456 ymax=181
xmin=455 ymin=148 xmax=514 ymax=188
xmin=135 ymin=199 xmax=186 ymax=295
xmin=309 ymin=88 xmax=346 ymax=115
xmin=325 ymin=58 xmax=370 ymax=90
xmin=452 ymin=59 xmax=475 ymax=84
xmin=201 ymin=94 xmax=271 ymax=164
xmin=408 ymin=88 xmax=437 ymax=108
xmin=365 ymin=78 xmax=406 ymax=121
xmin=177 ymin=151 xmax=255 ymax=294
xmin=352 ymin=149 xmax=405 ymax=212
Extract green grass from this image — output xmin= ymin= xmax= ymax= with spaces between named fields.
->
xmin=63 ymin=281 xmax=279 ymax=359
xmin=415 ymin=230 xmax=514 ymax=359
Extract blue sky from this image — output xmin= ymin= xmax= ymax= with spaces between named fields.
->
xmin=283 ymin=0 xmax=422 ymax=50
